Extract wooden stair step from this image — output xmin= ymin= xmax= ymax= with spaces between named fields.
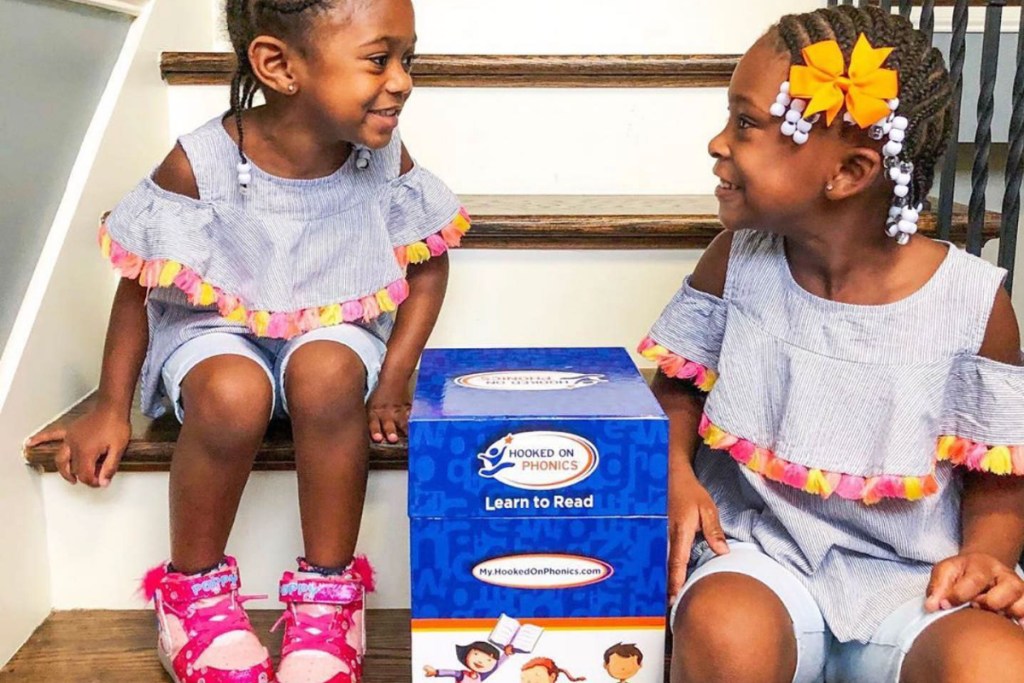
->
xmin=459 ymin=195 xmax=1001 ymax=249
xmin=0 ymin=610 xmax=673 ymax=682
xmin=162 ymin=52 xmax=740 ymax=88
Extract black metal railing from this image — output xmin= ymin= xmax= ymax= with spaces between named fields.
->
xmin=824 ymin=0 xmax=1022 ymax=290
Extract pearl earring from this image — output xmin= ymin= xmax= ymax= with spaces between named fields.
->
xmin=287 ymin=83 xmax=296 ymax=93
xmin=826 ymin=183 xmax=834 ymax=191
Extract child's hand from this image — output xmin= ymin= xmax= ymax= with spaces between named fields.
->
xmin=367 ymin=379 xmax=411 ymax=444
xmin=927 ymin=552 xmax=1024 ymax=620
xmin=25 ymin=407 xmax=131 ymax=488
xmin=668 ymin=473 xmax=730 ymax=601
xmin=423 ymin=665 xmax=437 ymax=677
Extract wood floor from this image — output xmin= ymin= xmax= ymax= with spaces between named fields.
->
xmin=1 ymin=610 xmax=673 ymax=681
xmin=0 ymin=610 xmax=410 ymax=682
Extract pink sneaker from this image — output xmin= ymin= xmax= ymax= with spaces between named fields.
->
xmin=272 ymin=557 xmax=375 ymax=683
xmin=142 ymin=557 xmax=276 ymax=683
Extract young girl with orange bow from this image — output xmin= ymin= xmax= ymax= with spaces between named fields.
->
xmin=641 ymin=6 xmax=1024 ymax=682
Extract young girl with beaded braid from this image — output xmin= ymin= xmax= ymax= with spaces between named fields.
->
xmin=639 ymin=6 xmax=1024 ymax=683
xmin=26 ymin=1 xmax=469 ymax=681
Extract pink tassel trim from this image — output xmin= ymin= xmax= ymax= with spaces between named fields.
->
xmin=699 ymin=414 xmax=940 ymax=505
xmin=140 ymin=562 xmax=169 ymax=602
xmin=350 ymin=555 xmax=377 ymax=593
xmin=393 ymin=207 xmax=471 ymax=269
xmin=99 ymin=219 xmax=409 ymax=340
xmin=637 ymin=336 xmax=717 ymax=391
xmin=936 ymin=436 xmax=1024 ymax=476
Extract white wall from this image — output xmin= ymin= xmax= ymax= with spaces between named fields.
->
xmin=0 ymin=0 xmax=215 ymax=664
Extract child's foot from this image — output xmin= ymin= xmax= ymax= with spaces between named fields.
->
xmin=142 ymin=556 xmax=276 ymax=683
xmin=273 ymin=557 xmax=375 ymax=683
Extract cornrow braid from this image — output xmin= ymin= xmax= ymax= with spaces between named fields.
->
xmin=775 ymin=5 xmax=954 ymax=212
xmin=223 ymin=0 xmax=336 ymax=168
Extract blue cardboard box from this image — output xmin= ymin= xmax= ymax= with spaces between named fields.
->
xmin=409 ymin=348 xmax=669 ymax=683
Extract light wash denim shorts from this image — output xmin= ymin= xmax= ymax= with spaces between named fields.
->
xmin=160 ymin=325 xmax=387 ymax=423
xmin=670 ymin=540 xmax=976 ymax=683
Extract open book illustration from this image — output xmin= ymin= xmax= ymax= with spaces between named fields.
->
xmin=488 ymin=613 xmax=544 ymax=654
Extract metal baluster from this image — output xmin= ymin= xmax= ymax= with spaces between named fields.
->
xmin=938 ymin=0 xmax=970 ymax=241
xmin=898 ymin=0 xmax=912 ymax=19
xmin=827 ymin=0 xmax=838 ymax=7
xmin=920 ymin=0 xmax=937 ymax=43
xmin=968 ymin=1 xmax=1005 ymax=255
xmin=999 ymin=5 xmax=1024 ymax=290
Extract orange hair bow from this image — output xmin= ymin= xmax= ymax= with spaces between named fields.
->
xmin=789 ymin=34 xmax=899 ymax=129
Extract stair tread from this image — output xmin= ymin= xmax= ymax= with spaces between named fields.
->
xmin=460 ymin=194 xmax=1001 ymax=248
xmin=0 ymin=609 xmax=672 ymax=682
xmin=162 ymin=52 xmax=740 ymax=87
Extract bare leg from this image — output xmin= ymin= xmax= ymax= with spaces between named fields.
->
xmin=672 ymin=573 xmax=798 ymax=683
xmin=285 ymin=341 xmax=369 ymax=568
xmin=169 ymin=355 xmax=273 ymax=574
xmin=901 ymin=608 xmax=1024 ymax=683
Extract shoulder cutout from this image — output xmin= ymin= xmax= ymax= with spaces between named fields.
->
xmin=689 ymin=230 xmax=734 ymax=298
xmin=399 ymin=143 xmax=414 ymax=176
xmin=151 ymin=143 xmax=200 ymax=200
xmin=978 ymin=285 xmax=1021 ymax=365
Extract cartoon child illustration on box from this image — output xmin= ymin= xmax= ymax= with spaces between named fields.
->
xmin=424 ymin=614 xmax=544 ymax=681
xmin=520 ymin=657 xmax=586 ymax=682
xmin=423 ymin=641 xmax=511 ymax=681
xmin=602 ymin=643 xmax=643 ymax=682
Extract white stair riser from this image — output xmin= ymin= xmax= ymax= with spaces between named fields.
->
xmin=43 ymin=471 xmax=410 ymax=610
xmin=169 ymin=87 xmax=727 ymax=195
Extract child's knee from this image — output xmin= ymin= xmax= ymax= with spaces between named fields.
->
xmin=902 ymin=610 xmax=1024 ymax=683
xmin=285 ymin=341 xmax=367 ymax=422
xmin=182 ymin=355 xmax=273 ymax=437
xmin=673 ymin=574 xmax=796 ymax=683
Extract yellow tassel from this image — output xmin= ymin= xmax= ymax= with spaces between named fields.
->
xmin=225 ymin=305 xmax=247 ymax=323
xmin=982 ymin=446 xmax=1013 ymax=475
xmin=747 ymin=450 xmax=765 ymax=474
xmin=100 ymin=232 xmax=112 ymax=260
xmin=319 ymin=304 xmax=342 ymax=326
xmin=158 ymin=261 xmax=182 ymax=287
xmin=703 ymin=425 xmax=726 ymax=449
xmin=697 ymin=371 xmax=718 ymax=392
xmin=376 ymin=289 xmax=397 ymax=313
xmin=198 ymin=283 xmax=217 ymax=306
xmin=252 ymin=310 xmax=270 ymax=336
xmin=641 ymin=344 xmax=668 ymax=361
xmin=904 ymin=477 xmax=924 ymax=501
xmin=407 ymin=242 xmax=431 ymax=264
xmin=936 ymin=435 xmax=956 ymax=462
xmin=805 ymin=469 xmax=831 ymax=497
xmin=453 ymin=213 xmax=471 ymax=233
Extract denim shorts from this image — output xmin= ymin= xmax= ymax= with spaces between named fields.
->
xmin=670 ymin=540 xmax=973 ymax=683
xmin=160 ymin=325 xmax=387 ymax=423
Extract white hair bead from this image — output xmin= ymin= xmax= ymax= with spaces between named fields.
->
xmin=889 ymin=206 xmax=903 ymax=219
xmin=894 ymin=184 xmax=910 ymax=198
xmin=790 ymin=99 xmax=807 ymax=113
xmin=781 ymin=81 xmax=791 ymax=94
xmin=238 ymin=172 xmax=251 ymax=185
xmin=888 ymin=98 xmax=900 ymax=111
xmin=796 ymin=119 xmax=813 ymax=133
xmin=776 ymin=92 xmax=793 ymax=106
xmin=889 ymin=166 xmax=901 ymax=181
xmin=884 ymin=141 xmax=904 ymax=157
xmin=897 ymin=172 xmax=912 ymax=186
xmin=898 ymin=219 xmax=918 ymax=235
xmin=785 ymin=109 xmax=802 ymax=123
xmin=889 ymin=129 xmax=905 ymax=143
xmin=897 ymin=232 xmax=911 ymax=246
xmin=793 ymin=130 xmax=810 ymax=145
xmin=892 ymin=116 xmax=909 ymax=131
xmin=844 ymin=112 xmax=856 ymax=125
xmin=770 ymin=102 xmax=787 ymax=117
xmin=901 ymin=207 xmax=920 ymax=222
xmin=886 ymin=222 xmax=900 ymax=237
xmin=781 ymin=121 xmax=798 ymax=136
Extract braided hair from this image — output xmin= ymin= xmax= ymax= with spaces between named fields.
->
xmin=223 ymin=0 xmax=340 ymax=164
xmin=773 ymin=5 xmax=953 ymax=210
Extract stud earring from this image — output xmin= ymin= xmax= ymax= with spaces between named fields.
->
xmin=287 ymin=83 xmax=296 ymax=93
xmin=826 ymin=183 xmax=834 ymax=191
